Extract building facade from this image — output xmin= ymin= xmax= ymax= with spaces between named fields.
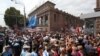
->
xmin=29 ymin=1 xmax=83 ymax=32
xmin=80 ymin=0 xmax=100 ymax=35
xmin=95 ymin=0 xmax=100 ymax=34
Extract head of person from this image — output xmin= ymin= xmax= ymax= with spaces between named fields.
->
xmin=4 ymin=45 xmax=10 ymax=51
xmin=23 ymin=45 xmax=30 ymax=52
xmin=44 ymin=45 xmax=51 ymax=52
xmin=72 ymin=45 xmax=78 ymax=51
xmin=44 ymin=45 xmax=48 ymax=50
xmin=38 ymin=45 xmax=43 ymax=55
xmin=77 ymin=45 xmax=83 ymax=51
xmin=51 ymin=45 xmax=56 ymax=52
xmin=60 ymin=45 xmax=66 ymax=54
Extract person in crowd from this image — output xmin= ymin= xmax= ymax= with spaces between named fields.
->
xmin=97 ymin=45 xmax=100 ymax=56
xmin=1 ymin=45 xmax=12 ymax=56
xmin=84 ymin=42 xmax=92 ymax=56
xmin=43 ymin=45 xmax=50 ymax=56
xmin=38 ymin=45 xmax=43 ymax=56
xmin=59 ymin=45 xmax=66 ymax=56
xmin=20 ymin=44 xmax=31 ymax=56
xmin=13 ymin=33 xmax=23 ymax=56
xmin=50 ymin=45 xmax=59 ymax=56
xmin=77 ymin=45 xmax=84 ymax=56
xmin=71 ymin=45 xmax=78 ymax=56
xmin=1 ymin=26 xmax=100 ymax=56
xmin=31 ymin=46 xmax=38 ymax=56
xmin=0 ymin=33 xmax=5 ymax=53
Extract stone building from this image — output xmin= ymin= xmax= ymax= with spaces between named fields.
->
xmin=80 ymin=0 xmax=100 ymax=35
xmin=94 ymin=0 xmax=100 ymax=34
xmin=29 ymin=1 xmax=83 ymax=32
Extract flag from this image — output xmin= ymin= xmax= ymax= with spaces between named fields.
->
xmin=28 ymin=16 xmax=37 ymax=28
xmin=75 ymin=27 xmax=82 ymax=33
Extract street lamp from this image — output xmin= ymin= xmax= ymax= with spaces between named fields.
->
xmin=11 ymin=0 xmax=26 ymax=28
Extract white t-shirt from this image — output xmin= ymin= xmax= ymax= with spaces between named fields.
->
xmin=23 ymin=51 xmax=32 ymax=56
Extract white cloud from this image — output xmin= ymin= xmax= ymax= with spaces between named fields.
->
xmin=53 ymin=0 xmax=96 ymax=16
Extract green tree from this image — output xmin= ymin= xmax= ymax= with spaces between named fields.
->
xmin=4 ymin=7 xmax=24 ymax=28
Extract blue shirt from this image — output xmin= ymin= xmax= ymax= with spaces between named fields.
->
xmin=31 ymin=51 xmax=37 ymax=56
xmin=43 ymin=50 xmax=49 ymax=56
xmin=20 ymin=49 xmax=26 ymax=56
xmin=2 ymin=51 xmax=12 ymax=56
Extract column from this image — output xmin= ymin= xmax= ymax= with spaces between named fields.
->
xmin=95 ymin=0 xmax=100 ymax=11
xmin=39 ymin=17 xmax=41 ymax=26
xmin=43 ymin=16 xmax=45 ymax=26
xmin=47 ymin=12 xmax=50 ymax=32
xmin=97 ymin=0 xmax=100 ymax=8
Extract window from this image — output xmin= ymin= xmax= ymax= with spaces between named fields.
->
xmin=54 ymin=14 xmax=57 ymax=22
xmin=41 ymin=16 xmax=43 ymax=26
xmin=45 ymin=15 xmax=48 ymax=26
xmin=37 ymin=17 xmax=39 ymax=26
xmin=66 ymin=17 xmax=67 ymax=20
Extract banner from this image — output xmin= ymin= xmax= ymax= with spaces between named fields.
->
xmin=28 ymin=16 xmax=37 ymax=28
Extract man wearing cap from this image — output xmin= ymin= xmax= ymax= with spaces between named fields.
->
xmin=20 ymin=44 xmax=31 ymax=56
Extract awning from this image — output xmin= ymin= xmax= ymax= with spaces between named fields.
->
xmin=80 ymin=11 xmax=100 ymax=19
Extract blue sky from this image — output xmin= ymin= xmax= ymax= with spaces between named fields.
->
xmin=0 ymin=0 xmax=96 ymax=26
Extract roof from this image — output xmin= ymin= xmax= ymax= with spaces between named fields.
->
xmin=28 ymin=1 xmax=55 ymax=16
xmin=80 ymin=11 xmax=100 ymax=19
xmin=28 ymin=1 xmax=78 ymax=19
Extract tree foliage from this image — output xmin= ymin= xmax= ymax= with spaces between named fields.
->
xmin=4 ymin=7 xmax=24 ymax=28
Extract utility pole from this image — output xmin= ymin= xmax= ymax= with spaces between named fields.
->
xmin=11 ymin=0 xmax=26 ymax=28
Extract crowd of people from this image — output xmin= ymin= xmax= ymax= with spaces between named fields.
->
xmin=0 ymin=28 xmax=100 ymax=56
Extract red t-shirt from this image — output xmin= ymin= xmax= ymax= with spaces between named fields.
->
xmin=97 ymin=47 xmax=100 ymax=56
xmin=53 ymin=51 xmax=59 ymax=56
